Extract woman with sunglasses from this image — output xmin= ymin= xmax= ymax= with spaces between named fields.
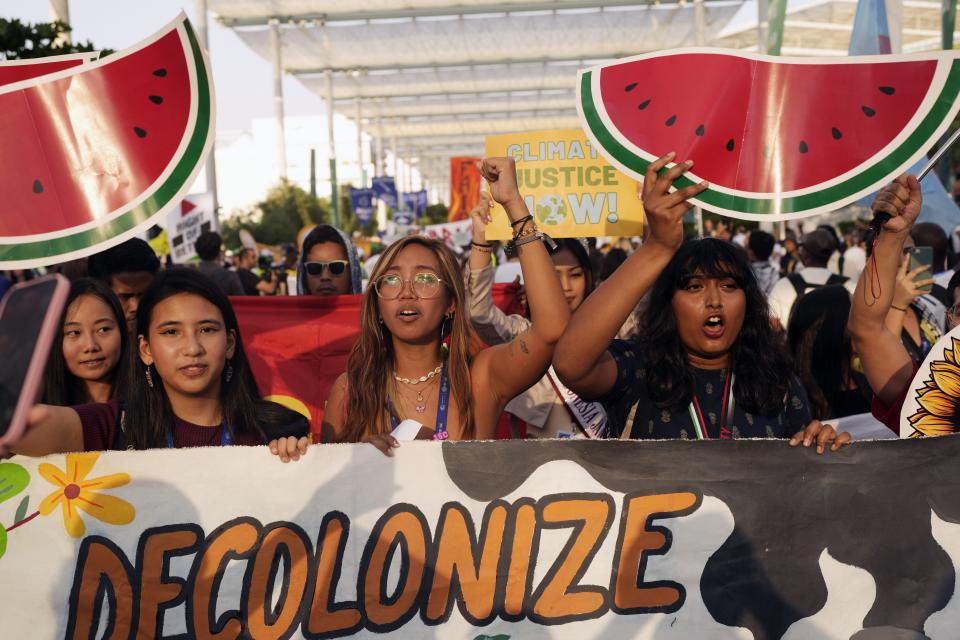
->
xmin=270 ymin=157 xmax=571 ymax=460
xmin=297 ymin=224 xmax=363 ymax=296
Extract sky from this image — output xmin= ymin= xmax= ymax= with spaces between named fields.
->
xmin=3 ymin=0 xmax=324 ymax=131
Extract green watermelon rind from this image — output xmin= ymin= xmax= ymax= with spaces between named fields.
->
xmin=0 ymin=16 xmax=211 ymax=266
xmin=579 ymin=58 xmax=960 ymax=219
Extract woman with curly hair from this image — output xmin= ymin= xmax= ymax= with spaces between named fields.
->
xmin=271 ymin=157 xmax=572 ymax=460
xmin=554 ymin=153 xmax=849 ymax=451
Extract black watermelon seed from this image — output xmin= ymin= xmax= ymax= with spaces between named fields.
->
xmin=831 ymin=127 xmax=843 ymax=140
xmin=726 ymin=139 xmax=735 ymax=152
xmin=32 ymin=179 xmax=43 ymax=194
xmin=133 ymin=127 xmax=148 ymax=138
xmin=148 ymin=95 xmax=163 ymax=105
xmin=695 ymin=124 xmax=705 ymax=136
xmin=799 ymin=141 xmax=809 ymax=154
xmin=153 ymin=68 xmax=167 ymax=77
xmin=665 ymin=115 xmax=677 ymax=127
xmin=638 ymin=99 xmax=651 ymax=110
xmin=879 ymin=86 xmax=895 ymax=95
xmin=625 ymin=82 xmax=638 ymax=92
xmin=862 ymin=105 xmax=876 ymax=117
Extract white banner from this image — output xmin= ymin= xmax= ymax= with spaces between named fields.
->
xmin=1 ymin=439 xmax=958 ymax=638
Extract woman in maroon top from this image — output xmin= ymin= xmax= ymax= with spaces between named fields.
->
xmin=10 ymin=268 xmax=306 ymax=454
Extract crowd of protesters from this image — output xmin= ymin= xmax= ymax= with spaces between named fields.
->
xmin=6 ymin=155 xmax=959 ymax=463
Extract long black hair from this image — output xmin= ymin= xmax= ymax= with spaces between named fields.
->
xmin=124 ymin=268 xmax=293 ymax=449
xmin=787 ymin=285 xmax=856 ymax=419
xmin=640 ymin=238 xmax=793 ymax=414
xmin=42 ymin=278 xmax=130 ymax=406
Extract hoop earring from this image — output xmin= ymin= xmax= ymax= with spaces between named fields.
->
xmin=144 ymin=365 xmax=154 ymax=388
xmin=225 ymin=361 xmax=233 ymax=383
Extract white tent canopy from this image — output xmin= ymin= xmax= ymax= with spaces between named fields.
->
xmin=211 ymin=0 xmax=954 ymax=202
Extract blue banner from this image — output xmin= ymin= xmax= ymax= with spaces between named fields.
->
xmin=402 ymin=190 xmax=428 ymax=220
xmin=371 ymin=176 xmax=398 ymax=209
xmin=349 ymin=187 xmax=375 ymax=225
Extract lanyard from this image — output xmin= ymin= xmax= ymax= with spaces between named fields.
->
xmin=165 ymin=422 xmax=232 ymax=448
xmin=545 ymin=367 xmax=609 ymax=439
xmin=389 ymin=365 xmax=450 ymax=440
xmin=686 ymin=370 xmax=735 ymax=440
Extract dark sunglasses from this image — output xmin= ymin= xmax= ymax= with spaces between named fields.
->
xmin=304 ymin=260 xmax=348 ymax=276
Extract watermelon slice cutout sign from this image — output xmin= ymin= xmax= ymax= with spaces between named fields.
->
xmin=578 ymin=49 xmax=960 ymax=220
xmin=0 ymin=13 xmax=213 ymax=268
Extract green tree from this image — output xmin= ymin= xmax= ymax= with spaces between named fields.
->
xmin=221 ymin=180 xmax=328 ymax=248
xmin=0 ymin=19 xmax=106 ymax=60
xmin=420 ymin=203 xmax=449 ymax=226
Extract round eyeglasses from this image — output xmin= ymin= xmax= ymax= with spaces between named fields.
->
xmin=374 ymin=272 xmax=445 ymax=299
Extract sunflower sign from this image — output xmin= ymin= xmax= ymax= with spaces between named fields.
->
xmin=484 ymin=129 xmax=643 ymax=241
xmin=900 ymin=324 xmax=960 ymax=438
xmin=4 ymin=439 xmax=960 ymax=638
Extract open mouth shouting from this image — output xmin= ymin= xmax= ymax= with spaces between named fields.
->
xmin=703 ymin=314 xmax=726 ymax=339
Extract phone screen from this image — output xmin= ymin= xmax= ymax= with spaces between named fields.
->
xmin=0 ymin=278 xmax=59 ymax=435
xmin=909 ymin=246 xmax=934 ymax=293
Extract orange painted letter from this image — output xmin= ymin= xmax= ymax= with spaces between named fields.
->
xmin=611 ymin=492 xmax=699 ymax=614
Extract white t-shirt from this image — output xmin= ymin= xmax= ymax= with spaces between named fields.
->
xmin=842 ymin=246 xmax=867 ymax=281
xmin=934 ymin=269 xmax=955 ymax=290
xmin=767 ymin=267 xmax=857 ymax=328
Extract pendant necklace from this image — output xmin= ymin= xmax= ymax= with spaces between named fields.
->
xmin=393 ymin=363 xmax=442 ymax=415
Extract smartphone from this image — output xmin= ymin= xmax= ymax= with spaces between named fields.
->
xmin=908 ymin=246 xmax=934 ymax=293
xmin=0 ymin=274 xmax=69 ymax=446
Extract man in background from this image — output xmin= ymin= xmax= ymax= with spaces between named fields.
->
xmin=195 ymin=231 xmax=244 ymax=297
xmin=88 ymin=238 xmax=161 ymax=333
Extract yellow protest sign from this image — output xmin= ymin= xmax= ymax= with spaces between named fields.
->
xmin=484 ymin=129 xmax=642 ymax=240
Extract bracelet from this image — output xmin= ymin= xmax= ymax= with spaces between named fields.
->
xmin=471 ymin=240 xmax=492 ymax=248
xmin=504 ymin=231 xmax=558 ymax=257
xmin=509 ymin=214 xmax=533 ymax=229
xmin=890 ymin=304 xmax=908 ymax=312
xmin=471 ymin=244 xmax=491 ymax=253
xmin=513 ymin=223 xmax=538 ymax=241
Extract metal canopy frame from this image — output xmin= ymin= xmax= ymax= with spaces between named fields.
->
xmin=211 ymin=0 xmax=949 ymax=204
xmin=215 ymin=0 xmax=694 ymax=27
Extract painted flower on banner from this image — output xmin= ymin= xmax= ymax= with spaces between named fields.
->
xmin=37 ymin=452 xmax=135 ymax=538
xmin=906 ymin=336 xmax=960 ymax=438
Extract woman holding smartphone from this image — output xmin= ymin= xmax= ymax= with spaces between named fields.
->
xmin=11 ymin=268 xmax=307 ymax=454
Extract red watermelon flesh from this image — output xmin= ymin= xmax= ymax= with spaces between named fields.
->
xmin=0 ymin=30 xmax=190 ymax=236
xmin=598 ymin=53 xmax=937 ymax=194
xmin=0 ymin=54 xmax=92 ymax=87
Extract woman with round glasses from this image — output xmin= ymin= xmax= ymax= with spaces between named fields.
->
xmin=297 ymin=224 xmax=363 ymax=296
xmin=269 ymin=157 xmax=571 ymax=460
